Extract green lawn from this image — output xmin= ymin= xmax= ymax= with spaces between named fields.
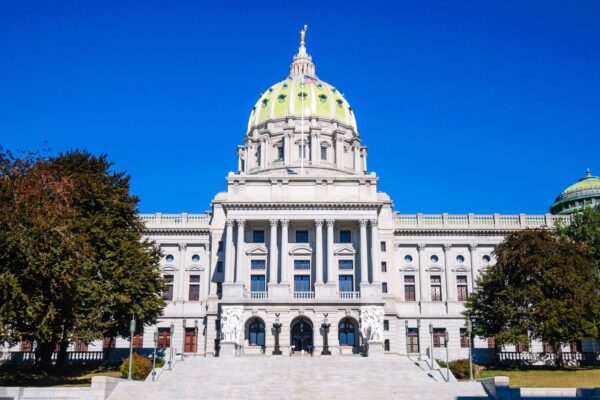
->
xmin=479 ymin=367 xmax=600 ymax=388
xmin=0 ymin=365 xmax=122 ymax=387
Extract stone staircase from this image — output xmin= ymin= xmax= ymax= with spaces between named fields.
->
xmin=109 ymin=356 xmax=490 ymax=399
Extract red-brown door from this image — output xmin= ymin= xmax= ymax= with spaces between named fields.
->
xmin=184 ymin=328 xmax=197 ymax=353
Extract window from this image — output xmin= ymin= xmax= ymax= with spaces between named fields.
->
xmin=338 ymin=319 xmax=356 ymax=346
xmin=20 ymin=340 xmax=33 ymax=352
xmin=216 ymin=282 xmax=223 ymax=298
xmin=338 ymin=260 xmax=353 ymax=270
xmin=320 ymin=146 xmax=327 ymax=160
xmin=294 ymin=275 xmax=310 ymax=292
xmin=383 ymin=320 xmax=389 ymax=331
xmin=216 ymin=261 xmax=223 ymax=273
xmin=404 ymin=275 xmax=416 ymax=301
xmin=218 ymin=241 xmax=224 ymax=252
xmin=256 ymin=145 xmax=261 ymax=166
xmin=165 ymin=254 xmax=174 ymax=263
xmin=248 ymin=319 xmax=265 ymax=347
xmin=407 ymin=328 xmax=419 ymax=353
xmin=515 ymin=342 xmax=528 ymax=353
xmin=404 ymin=255 xmax=413 ymax=263
xmin=380 ymin=241 xmax=386 ymax=252
xmin=189 ymin=275 xmax=200 ymax=301
xmin=74 ymin=340 xmax=88 ymax=352
xmin=482 ymin=255 xmax=491 ymax=263
xmin=103 ymin=337 xmax=116 ymax=349
xmin=456 ymin=275 xmax=468 ymax=301
xmin=456 ymin=255 xmax=465 ymax=263
xmin=251 ymin=259 xmax=266 ymax=270
xmin=339 ymin=275 xmax=354 ymax=292
xmin=460 ymin=328 xmax=469 ymax=348
xmin=487 ymin=336 xmax=496 ymax=349
xmin=382 ymin=282 xmax=388 ymax=293
xmin=164 ymin=274 xmax=174 ymax=301
xmin=192 ymin=254 xmax=200 ymax=263
xmin=384 ymin=339 xmax=390 ymax=351
xmin=251 ymin=275 xmax=266 ymax=292
xmin=253 ymin=230 xmax=265 ymax=243
xmin=295 ymin=230 xmax=309 ymax=243
xmin=132 ymin=333 xmax=143 ymax=349
xmin=157 ymin=328 xmax=170 ymax=349
xmin=570 ymin=341 xmax=582 ymax=353
xmin=430 ymin=276 xmax=442 ymax=301
xmin=294 ymin=260 xmax=310 ymax=270
xmin=277 ymin=146 xmax=284 ymax=160
xmin=381 ymin=261 xmax=387 ymax=272
xmin=430 ymin=255 xmax=439 ymax=263
xmin=298 ymin=144 xmax=307 ymax=158
xmin=433 ymin=328 xmax=446 ymax=348
xmin=543 ymin=342 xmax=552 ymax=353
xmin=340 ymin=230 xmax=352 ymax=243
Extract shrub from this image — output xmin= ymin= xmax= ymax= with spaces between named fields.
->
xmin=119 ymin=353 xmax=153 ymax=380
xmin=437 ymin=359 xmax=480 ymax=380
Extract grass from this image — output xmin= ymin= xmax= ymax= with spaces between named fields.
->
xmin=0 ymin=364 xmax=122 ymax=387
xmin=479 ymin=367 xmax=600 ymax=388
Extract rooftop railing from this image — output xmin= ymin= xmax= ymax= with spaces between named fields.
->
xmin=139 ymin=213 xmax=211 ymax=227
xmin=393 ymin=213 xmax=570 ymax=230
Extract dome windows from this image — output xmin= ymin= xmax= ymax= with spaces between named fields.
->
xmin=298 ymin=92 xmax=308 ymax=101
xmin=261 ymin=98 xmax=269 ymax=108
xmin=336 ymin=99 xmax=343 ymax=107
xmin=278 ymin=94 xmax=287 ymax=103
xmin=317 ymin=83 xmax=323 ymax=89
xmin=282 ymin=83 xmax=289 ymax=89
xmin=318 ymin=94 xmax=327 ymax=103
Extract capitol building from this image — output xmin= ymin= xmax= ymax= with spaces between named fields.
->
xmin=13 ymin=29 xmax=600 ymax=364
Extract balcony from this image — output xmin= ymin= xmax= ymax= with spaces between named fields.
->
xmin=293 ymin=291 xmax=315 ymax=300
xmin=249 ymin=291 xmax=268 ymax=300
xmin=339 ymin=291 xmax=361 ymax=300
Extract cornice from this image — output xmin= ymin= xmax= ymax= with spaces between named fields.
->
xmin=223 ymin=201 xmax=381 ymax=211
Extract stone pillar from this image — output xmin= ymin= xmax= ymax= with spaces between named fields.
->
xmin=335 ymin=135 xmax=343 ymax=169
xmin=280 ymin=219 xmax=289 ymax=284
xmin=269 ymin=219 xmax=278 ymax=284
xmin=469 ymin=243 xmax=477 ymax=293
xmin=370 ymin=219 xmax=380 ymax=283
xmin=359 ymin=219 xmax=369 ymax=284
xmin=417 ymin=243 xmax=426 ymax=302
xmin=326 ymin=219 xmax=335 ymax=285
xmin=315 ymin=219 xmax=324 ymax=283
xmin=443 ymin=244 xmax=452 ymax=310
xmin=224 ymin=220 xmax=234 ymax=284
xmin=235 ymin=220 xmax=246 ymax=283
xmin=353 ymin=144 xmax=361 ymax=173
xmin=176 ymin=243 xmax=187 ymax=301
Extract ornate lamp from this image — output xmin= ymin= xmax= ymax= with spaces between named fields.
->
xmin=152 ymin=330 xmax=158 ymax=381
xmin=272 ymin=313 xmax=282 ymax=355
xmin=467 ymin=317 xmax=473 ymax=381
xmin=321 ymin=314 xmax=331 ymax=356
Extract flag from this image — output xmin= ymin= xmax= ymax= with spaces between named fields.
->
xmin=302 ymin=75 xmax=317 ymax=84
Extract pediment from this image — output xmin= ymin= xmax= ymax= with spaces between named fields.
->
xmin=186 ymin=265 xmax=205 ymax=272
xmin=426 ymin=266 xmax=444 ymax=272
xmin=452 ymin=266 xmax=470 ymax=273
xmin=334 ymin=245 xmax=356 ymax=256
xmin=399 ymin=265 xmax=418 ymax=272
xmin=289 ymin=244 xmax=313 ymax=256
xmin=161 ymin=266 xmax=178 ymax=272
xmin=246 ymin=245 xmax=268 ymax=256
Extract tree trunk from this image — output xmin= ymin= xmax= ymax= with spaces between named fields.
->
xmin=56 ymin=337 xmax=69 ymax=367
xmin=552 ymin=342 xmax=563 ymax=367
xmin=34 ymin=342 xmax=55 ymax=370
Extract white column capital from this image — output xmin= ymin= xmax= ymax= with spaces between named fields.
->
xmin=359 ymin=219 xmax=369 ymax=227
xmin=270 ymin=219 xmax=279 ymax=227
xmin=280 ymin=219 xmax=290 ymax=227
xmin=326 ymin=219 xmax=335 ymax=227
xmin=443 ymin=243 xmax=452 ymax=252
xmin=179 ymin=243 xmax=187 ymax=251
xmin=417 ymin=243 xmax=426 ymax=252
xmin=236 ymin=219 xmax=246 ymax=227
xmin=314 ymin=219 xmax=324 ymax=227
xmin=225 ymin=219 xmax=234 ymax=227
xmin=369 ymin=219 xmax=378 ymax=227
xmin=469 ymin=243 xmax=478 ymax=251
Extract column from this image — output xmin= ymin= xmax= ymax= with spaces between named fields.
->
xmin=359 ymin=219 xmax=369 ymax=284
xmin=417 ymin=243 xmax=426 ymax=301
xmin=370 ymin=219 xmax=380 ymax=283
xmin=235 ymin=219 xmax=245 ymax=283
xmin=353 ymin=144 xmax=361 ymax=173
xmin=326 ymin=219 xmax=335 ymax=285
xmin=224 ymin=220 xmax=234 ymax=283
xmin=269 ymin=219 xmax=278 ymax=284
xmin=176 ymin=243 xmax=187 ymax=301
xmin=315 ymin=219 xmax=324 ymax=283
xmin=443 ymin=243 xmax=452 ymax=302
xmin=280 ymin=219 xmax=289 ymax=284
xmin=468 ymin=243 xmax=477 ymax=293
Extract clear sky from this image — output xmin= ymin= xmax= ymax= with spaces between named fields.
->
xmin=1 ymin=1 xmax=598 ymax=214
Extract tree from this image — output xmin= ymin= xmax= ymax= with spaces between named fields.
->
xmin=465 ymin=229 xmax=600 ymax=365
xmin=0 ymin=149 xmax=165 ymax=368
xmin=556 ymin=207 xmax=600 ymax=273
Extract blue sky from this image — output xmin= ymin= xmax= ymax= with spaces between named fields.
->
xmin=1 ymin=1 xmax=598 ymax=214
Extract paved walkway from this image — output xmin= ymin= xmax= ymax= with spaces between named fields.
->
xmin=109 ymin=356 xmax=490 ymax=400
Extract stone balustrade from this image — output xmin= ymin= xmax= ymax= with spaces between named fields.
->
xmin=394 ymin=213 xmax=570 ymax=230
xmin=139 ymin=213 xmax=211 ymax=227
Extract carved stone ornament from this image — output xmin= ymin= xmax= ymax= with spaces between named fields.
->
xmin=220 ymin=306 xmax=244 ymax=344
xmin=359 ymin=306 xmax=384 ymax=343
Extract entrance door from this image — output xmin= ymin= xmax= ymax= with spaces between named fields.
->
xmin=407 ymin=328 xmax=419 ymax=353
xmin=184 ymin=328 xmax=197 ymax=353
xmin=291 ymin=318 xmax=313 ymax=352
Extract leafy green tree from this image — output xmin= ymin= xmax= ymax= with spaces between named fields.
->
xmin=557 ymin=207 xmax=600 ymax=273
xmin=0 ymin=149 xmax=165 ymax=368
xmin=465 ymin=229 xmax=600 ymax=365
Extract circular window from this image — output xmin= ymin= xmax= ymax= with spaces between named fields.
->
xmin=482 ymin=255 xmax=491 ymax=263
xmin=430 ymin=255 xmax=439 ymax=263
xmin=278 ymin=94 xmax=287 ymax=103
xmin=456 ymin=255 xmax=465 ymax=263
xmin=261 ymin=98 xmax=269 ymax=108
xmin=404 ymin=255 xmax=413 ymax=263
xmin=192 ymin=254 xmax=200 ymax=263
xmin=165 ymin=254 xmax=174 ymax=263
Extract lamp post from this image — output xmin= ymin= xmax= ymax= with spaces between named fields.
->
xmin=128 ymin=318 xmax=136 ymax=380
xmin=194 ymin=319 xmax=199 ymax=355
xmin=417 ymin=318 xmax=422 ymax=361
xmin=404 ymin=320 xmax=409 ymax=354
xmin=429 ymin=322 xmax=434 ymax=370
xmin=321 ymin=314 xmax=331 ymax=356
xmin=168 ymin=322 xmax=174 ymax=370
xmin=152 ymin=330 xmax=158 ymax=381
xmin=444 ymin=330 xmax=449 ymax=382
xmin=467 ymin=317 xmax=473 ymax=381
xmin=181 ymin=319 xmax=186 ymax=360
xmin=272 ymin=313 xmax=282 ymax=355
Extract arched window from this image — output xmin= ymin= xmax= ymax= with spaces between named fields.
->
xmin=338 ymin=319 xmax=356 ymax=347
xmin=248 ymin=319 xmax=265 ymax=347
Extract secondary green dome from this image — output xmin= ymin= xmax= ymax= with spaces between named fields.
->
xmin=550 ymin=169 xmax=600 ymax=215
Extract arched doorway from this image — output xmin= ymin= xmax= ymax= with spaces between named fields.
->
xmin=246 ymin=318 xmax=265 ymax=347
xmin=290 ymin=317 xmax=313 ymax=352
xmin=338 ymin=318 xmax=358 ymax=350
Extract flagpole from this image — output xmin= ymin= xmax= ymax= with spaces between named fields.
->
xmin=301 ymin=76 xmax=305 ymax=175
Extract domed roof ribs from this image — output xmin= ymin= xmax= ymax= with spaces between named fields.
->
xmin=290 ymin=25 xmax=316 ymax=79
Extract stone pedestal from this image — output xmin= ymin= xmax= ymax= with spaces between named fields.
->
xmin=366 ymin=341 xmax=384 ymax=358
xmin=221 ymin=283 xmax=244 ymax=300
xmin=268 ymin=283 xmax=290 ymax=300
xmin=219 ymin=341 xmax=238 ymax=358
xmin=315 ymin=282 xmax=337 ymax=300
xmin=360 ymin=282 xmax=382 ymax=301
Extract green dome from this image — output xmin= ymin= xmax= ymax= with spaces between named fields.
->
xmin=550 ymin=169 xmax=600 ymax=215
xmin=247 ymin=77 xmax=357 ymax=133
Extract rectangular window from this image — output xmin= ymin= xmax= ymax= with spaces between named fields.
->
xmin=338 ymin=260 xmax=353 ymax=270
xmin=381 ymin=261 xmax=387 ymax=272
xmin=132 ymin=333 xmax=143 ymax=349
xmin=294 ymin=259 xmax=310 ymax=270
xmin=218 ymin=241 xmax=223 ymax=252
xmin=543 ymin=342 xmax=552 ymax=353
xmin=321 ymin=146 xmax=327 ymax=160
xmin=295 ymin=230 xmax=309 ymax=243
xmin=188 ymin=275 xmax=200 ymax=301
xmin=216 ymin=261 xmax=223 ymax=273
xmin=103 ymin=337 xmax=116 ymax=349
xmin=339 ymin=230 xmax=352 ymax=243
xmin=383 ymin=320 xmax=389 ymax=331
xmin=460 ymin=328 xmax=469 ymax=348
xmin=253 ymin=230 xmax=265 ymax=243
xmin=74 ymin=340 xmax=88 ymax=352
xmin=157 ymin=328 xmax=170 ymax=349
xmin=404 ymin=275 xmax=416 ymax=302
xmin=384 ymin=339 xmax=390 ymax=351
xmin=380 ymin=241 xmax=386 ymax=252
xmin=277 ymin=146 xmax=284 ymax=160
xmin=251 ymin=259 xmax=266 ymax=270
xmin=487 ymin=336 xmax=495 ymax=349
xmin=250 ymin=275 xmax=266 ymax=292
xmin=430 ymin=275 xmax=442 ymax=301
xmin=20 ymin=340 xmax=33 ymax=352
xmin=339 ymin=275 xmax=354 ymax=292
xmin=294 ymin=275 xmax=310 ymax=292
xmin=407 ymin=328 xmax=419 ymax=353
xmin=382 ymin=282 xmax=388 ymax=293
xmin=164 ymin=274 xmax=174 ymax=301
xmin=216 ymin=282 xmax=223 ymax=299
xmin=456 ymin=275 xmax=468 ymax=301
xmin=433 ymin=328 xmax=446 ymax=348
xmin=570 ymin=341 xmax=582 ymax=353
